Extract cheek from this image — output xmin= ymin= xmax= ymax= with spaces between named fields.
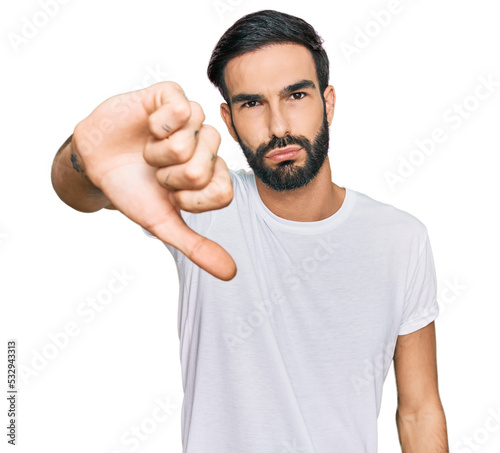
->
xmin=291 ymin=100 xmax=325 ymax=134
xmin=233 ymin=113 xmax=268 ymax=148
xmin=282 ymin=97 xmax=324 ymax=133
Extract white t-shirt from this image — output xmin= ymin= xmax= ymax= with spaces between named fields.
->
xmin=143 ymin=169 xmax=439 ymax=453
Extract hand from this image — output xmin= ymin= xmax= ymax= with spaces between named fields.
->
xmin=72 ymin=81 xmax=236 ymax=281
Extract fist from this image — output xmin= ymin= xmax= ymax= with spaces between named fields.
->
xmin=72 ymin=81 xmax=236 ymax=280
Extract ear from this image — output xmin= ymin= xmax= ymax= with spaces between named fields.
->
xmin=323 ymin=85 xmax=336 ymax=126
xmin=220 ymin=103 xmax=239 ymax=142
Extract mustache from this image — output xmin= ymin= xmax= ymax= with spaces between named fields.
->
xmin=255 ymin=135 xmax=312 ymax=158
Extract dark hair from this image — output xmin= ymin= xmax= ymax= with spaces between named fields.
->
xmin=207 ymin=10 xmax=329 ymax=104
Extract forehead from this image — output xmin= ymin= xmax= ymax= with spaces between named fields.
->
xmin=224 ymin=43 xmax=318 ymax=97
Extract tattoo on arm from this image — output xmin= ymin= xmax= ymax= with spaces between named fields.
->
xmin=70 ymin=145 xmax=104 ymax=197
xmin=70 ymin=148 xmax=84 ymax=174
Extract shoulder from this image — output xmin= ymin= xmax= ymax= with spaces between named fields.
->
xmin=349 ymin=188 xmax=430 ymax=253
xmin=228 ymin=168 xmax=255 ymax=191
xmin=352 ymin=189 xmax=425 ymax=226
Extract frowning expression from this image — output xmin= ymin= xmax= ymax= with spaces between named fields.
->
xmin=220 ymin=43 xmax=335 ymax=191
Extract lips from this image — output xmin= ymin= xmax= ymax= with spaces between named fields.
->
xmin=266 ymin=146 xmax=302 ymax=159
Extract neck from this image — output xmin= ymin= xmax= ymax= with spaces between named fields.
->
xmin=254 ymin=157 xmax=346 ymax=222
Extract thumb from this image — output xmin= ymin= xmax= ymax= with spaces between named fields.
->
xmin=151 ymin=213 xmax=237 ymax=282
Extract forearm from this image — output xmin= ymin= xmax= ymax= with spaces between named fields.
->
xmin=396 ymin=406 xmax=449 ymax=452
xmin=51 ymin=134 xmax=113 ymax=212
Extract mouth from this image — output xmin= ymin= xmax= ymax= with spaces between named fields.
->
xmin=265 ymin=146 xmax=303 ymax=162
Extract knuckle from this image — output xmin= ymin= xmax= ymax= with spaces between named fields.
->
xmin=171 ymin=102 xmax=191 ymax=123
xmin=218 ymin=185 xmax=234 ymax=207
xmin=202 ymin=125 xmax=221 ymax=147
xmin=167 ymin=141 xmax=190 ymax=163
xmin=147 ymin=114 xmax=164 ymax=136
xmin=210 ymin=179 xmax=233 ymax=207
xmin=186 ymin=235 xmax=206 ymax=260
xmin=165 ymin=81 xmax=182 ymax=92
xmin=183 ymin=165 xmax=209 ymax=188
xmin=155 ymin=168 xmax=171 ymax=188
xmin=189 ymin=101 xmax=205 ymax=123
xmin=173 ymin=190 xmax=188 ymax=208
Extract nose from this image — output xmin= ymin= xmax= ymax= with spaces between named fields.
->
xmin=267 ymin=103 xmax=290 ymax=139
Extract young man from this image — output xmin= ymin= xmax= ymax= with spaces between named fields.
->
xmin=51 ymin=10 xmax=448 ymax=453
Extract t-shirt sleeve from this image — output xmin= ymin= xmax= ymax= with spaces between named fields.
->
xmin=398 ymin=230 xmax=440 ymax=335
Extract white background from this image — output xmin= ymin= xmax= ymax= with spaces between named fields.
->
xmin=1 ymin=0 xmax=499 ymax=452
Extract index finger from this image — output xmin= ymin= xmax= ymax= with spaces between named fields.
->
xmin=143 ymin=81 xmax=192 ymax=139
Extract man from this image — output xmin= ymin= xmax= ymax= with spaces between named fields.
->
xmin=51 ymin=9 xmax=448 ymax=453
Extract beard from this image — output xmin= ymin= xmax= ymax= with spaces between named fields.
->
xmin=233 ymin=112 xmax=330 ymax=192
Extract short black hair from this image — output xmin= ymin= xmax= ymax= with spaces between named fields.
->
xmin=207 ymin=10 xmax=330 ymax=104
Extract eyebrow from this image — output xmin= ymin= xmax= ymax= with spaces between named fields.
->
xmin=230 ymin=79 xmax=317 ymax=105
xmin=279 ymin=79 xmax=316 ymax=96
xmin=231 ymin=93 xmax=263 ymax=105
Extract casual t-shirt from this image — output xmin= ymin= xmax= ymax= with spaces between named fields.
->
xmin=143 ymin=169 xmax=439 ymax=453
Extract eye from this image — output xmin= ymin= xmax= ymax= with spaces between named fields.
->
xmin=242 ymin=100 xmax=261 ymax=108
xmin=290 ymin=92 xmax=307 ymax=100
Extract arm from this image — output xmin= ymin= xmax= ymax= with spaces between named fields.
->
xmin=393 ymin=321 xmax=449 ymax=452
xmin=51 ymin=134 xmax=116 ymax=212
xmin=49 ymin=82 xmax=236 ymax=281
